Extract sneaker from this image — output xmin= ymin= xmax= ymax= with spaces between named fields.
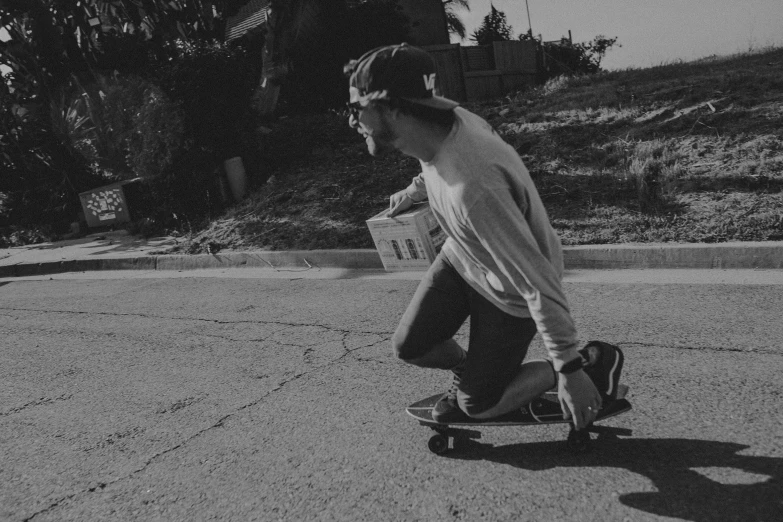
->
xmin=578 ymin=341 xmax=624 ymax=402
xmin=431 ymin=369 xmax=470 ymax=423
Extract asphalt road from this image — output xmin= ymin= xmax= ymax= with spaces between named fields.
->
xmin=1 ymin=270 xmax=782 ymax=521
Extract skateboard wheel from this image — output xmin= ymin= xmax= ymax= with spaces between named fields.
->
xmin=566 ymin=428 xmax=591 ymax=453
xmin=428 ymin=434 xmax=449 ymax=455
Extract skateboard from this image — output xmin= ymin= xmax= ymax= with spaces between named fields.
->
xmin=406 ymin=384 xmax=632 ymax=455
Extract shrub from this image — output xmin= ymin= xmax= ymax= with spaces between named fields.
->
xmin=55 ymin=41 xmax=264 ymax=227
xmin=538 ymin=36 xmax=620 ymax=80
xmin=136 ymin=40 xmax=263 ymax=223
xmin=52 ymin=75 xmax=145 ymax=180
xmin=471 ymin=5 xmax=514 ymax=45
xmin=96 ymin=75 xmax=149 ymax=178
xmin=0 ymin=224 xmax=54 ymax=248
xmin=541 ymin=75 xmax=572 ymax=96
xmin=627 ymin=140 xmax=682 ymax=211
xmin=0 ymin=72 xmax=99 ymax=228
xmin=34 ymin=40 xmax=263 ymax=230
xmin=157 ymin=40 xmax=261 ymax=162
xmin=125 ymin=84 xmax=185 ymax=181
xmin=0 ymin=6 xmax=264 ymax=235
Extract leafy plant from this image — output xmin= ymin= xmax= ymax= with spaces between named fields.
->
xmin=539 ymin=35 xmax=620 ymax=78
xmin=0 ymin=46 xmax=98 ymax=228
xmin=575 ymin=35 xmax=620 ymax=72
xmin=125 ymin=82 xmax=185 ymax=181
xmin=0 ymin=224 xmax=53 ymax=247
xmin=625 ymin=140 xmax=683 ymax=211
xmin=0 ymin=0 xmax=255 ymax=229
xmin=158 ymin=40 xmax=260 ymax=161
xmin=443 ymin=0 xmax=470 ymax=41
xmin=470 ymin=4 xmax=513 ymax=45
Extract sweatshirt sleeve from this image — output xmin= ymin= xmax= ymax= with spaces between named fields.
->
xmin=404 ymin=174 xmax=428 ymax=202
xmin=465 ymin=190 xmax=581 ymax=370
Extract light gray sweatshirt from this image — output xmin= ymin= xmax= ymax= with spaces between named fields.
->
xmin=404 ymin=107 xmax=580 ymax=370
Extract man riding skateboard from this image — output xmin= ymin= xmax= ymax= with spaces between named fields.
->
xmin=344 ymin=44 xmax=624 ymax=430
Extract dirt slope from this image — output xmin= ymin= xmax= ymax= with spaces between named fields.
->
xmin=178 ymin=47 xmax=783 ymax=254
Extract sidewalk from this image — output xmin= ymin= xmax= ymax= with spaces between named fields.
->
xmin=2 ymin=230 xmax=783 ymax=278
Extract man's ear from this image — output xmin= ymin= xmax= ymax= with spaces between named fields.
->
xmin=384 ymin=105 xmax=401 ymax=120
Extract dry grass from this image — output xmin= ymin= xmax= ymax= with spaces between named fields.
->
xmin=177 ymin=47 xmax=783 ymax=253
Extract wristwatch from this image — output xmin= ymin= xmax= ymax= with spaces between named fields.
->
xmin=558 ymin=357 xmax=584 ymax=374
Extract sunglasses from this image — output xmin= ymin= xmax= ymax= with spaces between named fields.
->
xmin=345 ymin=101 xmax=364 ymax=119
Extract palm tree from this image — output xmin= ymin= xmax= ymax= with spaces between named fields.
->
xmin=443 ymin=0 xmax=470 ymax=41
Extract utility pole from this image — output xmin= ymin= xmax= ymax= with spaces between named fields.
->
xmin=525 ymin=0 xmax=533 ymax=37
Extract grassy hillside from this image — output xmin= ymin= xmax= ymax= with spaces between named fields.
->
xmin=178 ymin=47 xmax=783 ymax=254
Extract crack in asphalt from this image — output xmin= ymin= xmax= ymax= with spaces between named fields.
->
xmin=1 ymin=394 xmax=73 ymax=417
xmin=5 ymin=305 xmax=779 ymax=358
xmin=0 ymin=306 xmax=389 ymax=338
xmin=623 ymin=340 xmax=782 ymax=356
xmin=18 ymin=326 xmax=391 ymax=521
xmin=11 ymin=310 xmax=777 ymax=518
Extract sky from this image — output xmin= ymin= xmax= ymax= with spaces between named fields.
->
xmin=451 ymin=0 xmax=783 ymax=70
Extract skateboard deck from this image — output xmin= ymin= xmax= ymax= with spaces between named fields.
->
xmin=407 ymin=385 xmax=632 ymax=454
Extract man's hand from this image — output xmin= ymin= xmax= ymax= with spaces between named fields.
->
xmin=558 ymin=370 xmax=602 ymax=430
xmin=388 ymin=190 xmax=414 ymax=217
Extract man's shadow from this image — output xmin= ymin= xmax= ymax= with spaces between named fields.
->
xmin=446 ymin=432 xmax=782 ymax=521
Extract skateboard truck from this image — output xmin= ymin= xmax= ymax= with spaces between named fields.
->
xmin=427 ymin=427 xmax=481 ymax=454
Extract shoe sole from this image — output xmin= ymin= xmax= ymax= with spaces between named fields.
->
xmin=583 ymin=341 xmax=625 ymax=400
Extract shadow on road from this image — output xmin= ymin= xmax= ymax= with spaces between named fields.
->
xmin=446 ymin=435 xmax=782 ymax=521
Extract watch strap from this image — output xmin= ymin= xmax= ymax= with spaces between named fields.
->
xmin=558 ymin=357 xmax=584 ymax=374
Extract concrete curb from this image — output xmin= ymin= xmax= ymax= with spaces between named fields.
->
xmin=563 ymin=241 xmax=783 ymax=269
xmin=0 ymin=249 xmax=383 ymax=278
xmin=154 ymin=249 xmax=384 ymax=271
xmin=1 ymin=242 xmax=782 ymax=279
xmin=0 ymin=256 xmax=158 ymax=278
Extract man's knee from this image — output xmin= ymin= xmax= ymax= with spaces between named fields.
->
xmin=391 ymin=329 xmax=424 ymax=361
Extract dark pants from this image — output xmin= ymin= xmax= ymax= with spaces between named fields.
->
xmin=392 ymin=253 xmax=538 ymax=415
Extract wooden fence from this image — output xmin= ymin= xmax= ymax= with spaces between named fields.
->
xmin=424 ymin=40 xmax=539 ymax=102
